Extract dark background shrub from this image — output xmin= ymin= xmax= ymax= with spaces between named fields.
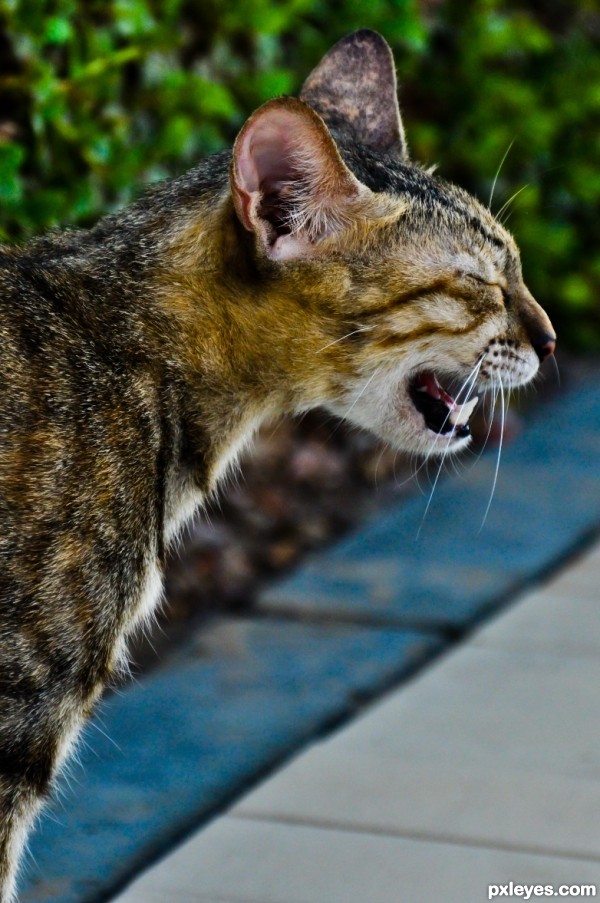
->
xmin=0 ymin=0 xmax=598 ymax=347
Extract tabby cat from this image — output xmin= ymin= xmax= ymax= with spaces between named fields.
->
xmin=0 ymin=29 xmax=554 ymax=901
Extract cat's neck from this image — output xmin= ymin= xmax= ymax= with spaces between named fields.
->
xmin=92 ymin=164 xmax=335 ymax=502
xmin=151 ymin=193 xmax=332 ymax=493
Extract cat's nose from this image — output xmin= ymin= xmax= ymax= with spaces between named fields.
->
xmin=532 ymin=331 xmax=556 ymax=363
xmin=518 ymin=288 xmax=556 ymax=364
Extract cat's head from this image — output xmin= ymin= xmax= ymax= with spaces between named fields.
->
xmin=229 ymin=30 xmax=555 ymax=457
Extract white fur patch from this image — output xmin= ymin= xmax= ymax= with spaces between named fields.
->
xmin=135 ymin=558 xmax=163 ymax=630
xmin=209 ymin=412 xmax=265 ymax=487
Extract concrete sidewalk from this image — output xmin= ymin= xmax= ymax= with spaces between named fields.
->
xmin=113 ymin=540 xmax=600 ymax=903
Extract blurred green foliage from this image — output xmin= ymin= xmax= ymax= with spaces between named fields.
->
xmin=0 ymin=0 xmax=598 ymax=346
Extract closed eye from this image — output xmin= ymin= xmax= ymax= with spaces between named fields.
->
xmin=466 ymin=274 xmax=510 ymax=307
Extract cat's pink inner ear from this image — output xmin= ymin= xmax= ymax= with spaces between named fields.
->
xmin=231 ymin=98 xmax=362 ymax=257
xmin=232 ymin=104 xmax=313 ymax=235
xmin=234 ymin=114 xmax=297 ymax=220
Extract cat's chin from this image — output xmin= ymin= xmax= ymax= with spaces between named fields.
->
xmin=395 ymin=404 xmax=474 ymax=459
xmin=419 ymin=425 xmax=473 ymax=458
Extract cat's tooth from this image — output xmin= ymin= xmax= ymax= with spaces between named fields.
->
xmin=449 ymin=396 xmax=479 ymax=426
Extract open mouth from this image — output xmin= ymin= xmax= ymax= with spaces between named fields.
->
xmin=409 ymin=371 xmax=479 ymax=439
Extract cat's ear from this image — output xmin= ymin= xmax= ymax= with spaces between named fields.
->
xmin=231 ymin=96 xmax=366 ymax=261
xmin=300 ymin=29 xmax=408 ymax=160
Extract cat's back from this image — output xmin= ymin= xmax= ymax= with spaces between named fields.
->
xmin=0 ymin=235 xmax=167 ymax=599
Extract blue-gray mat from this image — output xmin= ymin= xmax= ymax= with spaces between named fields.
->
xmin=22 ymin=376 xmax=600 ymax=903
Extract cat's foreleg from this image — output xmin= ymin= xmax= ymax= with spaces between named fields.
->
xmin=0 ymin=685 xmax=92 ymax=902
xmin=0 ymin=782 xmax=37 ymax=903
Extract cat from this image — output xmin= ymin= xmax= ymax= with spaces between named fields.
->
xmin=0 ymin=28 xmax=554 ymax=901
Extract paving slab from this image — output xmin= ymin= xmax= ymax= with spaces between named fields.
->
xmin=112 ymin=817 xmax=600 ymax=903
xmin=112 ymin=540 xmax=600 ymax=903
xmin=232 ymin=546 xmax=600 ymax=861
xmin=233 ymin=746 xmax=600 ymax=860
xmin=472 ymin=582 xmax=600 ymax=658
xmin=327 ymin=644 xmax=600 ymax=777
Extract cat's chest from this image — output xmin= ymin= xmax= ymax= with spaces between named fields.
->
xmin=132 ymin=419 xmax=260 ymax=631
xmin=125 ymin=484 xmax=202 ymax=641
xmin=164 ymin=478 xmax=204 ymax=545
xmin=135 ymin=557 xmax=164 ymax=629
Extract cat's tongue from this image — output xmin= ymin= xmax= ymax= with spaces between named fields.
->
xmin=417 ymin=373 xmax=455 ymax=408
xmin=411 ymin=372 xmax=478 ymax=436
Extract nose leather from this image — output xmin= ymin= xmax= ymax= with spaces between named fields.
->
xmin=532 ymin=332 xmax=556 ymax=363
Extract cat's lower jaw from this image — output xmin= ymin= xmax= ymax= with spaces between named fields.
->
xmin=329 ymin=350 xmax=541 ymax=460
xmin=400 ymin=392 xmax=475 ymax=458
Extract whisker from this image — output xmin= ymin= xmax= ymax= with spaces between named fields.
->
xmin=495 ymin=183 xmax=529 ymax=222
xmin=449 ymin=451 xmax=470 ymax=480
xmin=373 ymin=443 xmax=387 ymax=489
xmin=499 ymin=209 xmax=516 ymax=228
xmin=342 ymin=366 xmax=382 ymax=419
xmin=391 ymin=449 xmax=398 ymax=486
xmin=469 ymin=374 xmax=500 ymax=468
xmin=414 ymin=454 xmax=430 ymax=497
xmin=431 ymin=356 xmax=484 ymax=439
xmin=457 ymin=358 xmax=484 ymax=403
xmin=416 ymin=358 xmax=484 ymax=537
xmin=316 ymin=325 xmax=375 ymax=354
xmin=417 ymin=457 xmax=447 ymax=536
xmin=480 ymin=374 xmax=505 ymax=531
xmin=489 ymin=138 xmax=516 ymax=209
xmin=459 ymin=358 xmax=484 ymax=404
xmin=396 ymin=452 xmax=429 ymax=492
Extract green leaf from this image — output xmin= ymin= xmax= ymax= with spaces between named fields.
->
xmin=561 ymin=274 xmax=593 ymax=310
xmin=44 ymin=16 xmax=74 ymax=45
xmin=0 ymin=143 xmax=25 ymax=203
